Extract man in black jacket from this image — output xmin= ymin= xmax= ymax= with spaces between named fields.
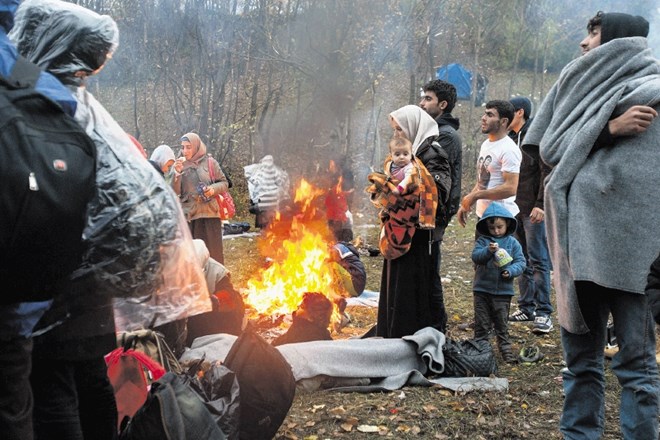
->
xmin=420 ymin=80 xmax=462 ymax=333
xmin=420 ymin=80 xmax=463 ymax=231
xmin=506 ymin=97 xmax=554 ymax=335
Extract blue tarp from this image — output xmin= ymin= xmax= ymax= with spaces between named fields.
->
xmin=435 ymin=63 xmax=488 ymax=105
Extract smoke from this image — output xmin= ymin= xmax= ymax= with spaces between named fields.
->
xmin=648 ymin=7 xmax=660 ymax=58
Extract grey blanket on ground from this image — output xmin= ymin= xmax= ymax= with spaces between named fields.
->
xmin=181 ymin=327 xmax=508 ymax=393
xmin=523 ymin=37 xmax=660 ymax=334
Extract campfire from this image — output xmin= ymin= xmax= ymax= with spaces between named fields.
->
xmin=242 ymin=178 xmax=351 ymax=330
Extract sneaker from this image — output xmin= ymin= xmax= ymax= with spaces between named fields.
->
xmin=509 ymin=309 xmax=535 ymax=322
xmin=532 ymin=316 xmax=554 ymax=334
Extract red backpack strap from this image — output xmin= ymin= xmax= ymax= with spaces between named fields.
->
xmin=208 ymin=155 xmax=215 ymax=182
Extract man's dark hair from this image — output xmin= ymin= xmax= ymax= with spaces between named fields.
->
xmin=485 ymin=100 xmax=515 ymax=125
xmin=587 ymin=11 xmax=604 ymax=33
xmin=486 ymin=216 xmax=511 ymax=227
xmin=422 ymin=80 xmax=457 ymax=113
xmin=509 ymin=96 xmax=532 ymax=120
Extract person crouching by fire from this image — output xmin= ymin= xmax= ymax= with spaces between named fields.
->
xmin=187 ymin=239 xmax=245 ymax=346
xmin=272 ymin=293 xmax=333 ymax=346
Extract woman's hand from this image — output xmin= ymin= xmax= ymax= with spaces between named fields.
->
xmin=174 ymin=157 xmax=185 ymax=173
xmin=203 ymin=186 xmax=215 ymax=198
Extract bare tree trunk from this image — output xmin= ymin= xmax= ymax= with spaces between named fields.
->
xmin=466 ymin=7 xmax=484 ymax=152
xmin=530 ymin=30 xmax=540 ymax=108
xmin=507 ymin=4 xmax=527 ymax=97
xmin=132 ymin=81 xmax=140 ymax=139
xmin=541 ymin=30 xmax=551 ymax=102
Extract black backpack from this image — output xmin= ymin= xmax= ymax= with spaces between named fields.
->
xmin=0 ymin=56 xmax=96 ymax=304
xmin=119 ymin=372 xmax=228 ymax=440
xmin=224 ymin=326 xmax=296 ymax=440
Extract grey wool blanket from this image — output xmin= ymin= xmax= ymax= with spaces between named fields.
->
xmin=524 ymin=37 xmax=660 ymax=334
xmin=181 ymin=327 xmax=508 ymax=393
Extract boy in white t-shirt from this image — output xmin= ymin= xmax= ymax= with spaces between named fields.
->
xmin=457 ymin=100 xmax=521 ymax=225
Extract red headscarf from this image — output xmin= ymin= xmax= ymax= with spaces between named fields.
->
xmin=127 ymin=133 xmax=147 ymax=159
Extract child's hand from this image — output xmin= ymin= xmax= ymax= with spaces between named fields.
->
xmin=489 ymin=242 xmax=499 ymax=253
xmin=501 ymin=270 xmax=511 ymax=279
xmin=392 ymin=187 xmax=400 ymax=195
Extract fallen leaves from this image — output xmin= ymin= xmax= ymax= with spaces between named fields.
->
xmin=356 ymin=424 xmax=380 ymax=433
xmin=327 ymin=406 xmax=346 ymax=416
xmin=235 ymin=221 xmax=628 ymax=440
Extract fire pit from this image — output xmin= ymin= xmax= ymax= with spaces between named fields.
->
xmin=241 ymin=179 xmax=354 ymax=339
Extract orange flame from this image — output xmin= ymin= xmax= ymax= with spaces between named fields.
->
xmin=243 ymin=178 xmax=348 ymax=324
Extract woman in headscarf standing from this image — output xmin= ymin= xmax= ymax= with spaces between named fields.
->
xmin=377 ymin=105 xmax=451 ymax=338
xmin=149 ymin=144 xmax=176 ymax=183
xmin=173 ymin=132 xmax=229 ymax=264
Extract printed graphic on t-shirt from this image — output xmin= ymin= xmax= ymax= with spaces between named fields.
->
xmin=477 ymin=155 xmax=492 ymax=190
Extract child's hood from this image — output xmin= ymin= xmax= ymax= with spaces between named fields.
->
xmin=476 ymin=202 xmax=518 ymax=237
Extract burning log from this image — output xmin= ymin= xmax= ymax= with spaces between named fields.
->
xmin=271 ymin=292 xmax=333 ymax=346
xmin=242 ymin=179 xmax=356 ymax=331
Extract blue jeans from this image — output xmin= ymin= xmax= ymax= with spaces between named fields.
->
xmin=560 ymin=282 xmax=659 ymax=439
xmin=514 ymin=215 xmax=553 ymax=317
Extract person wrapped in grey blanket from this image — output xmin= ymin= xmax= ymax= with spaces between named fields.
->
xmin=522 ymin=11 xmax=660 ymax=439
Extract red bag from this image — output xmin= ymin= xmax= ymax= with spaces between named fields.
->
xmin=216 ymin=193 xmax=236 ymax=220
xmin=105 ymin=348 xmax=166 ymax=428
xmin=208 ymin=156 xmax=235 ymax=220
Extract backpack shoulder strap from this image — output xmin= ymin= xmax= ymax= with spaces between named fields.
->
xmin=207 ymin=155 xmax=215 ymax=181
xmin=6 ymin=55 xmax=42 ymax=89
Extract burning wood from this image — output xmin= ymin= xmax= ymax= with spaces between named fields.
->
xmin=242 ymin=178 xmax=353 ymax=333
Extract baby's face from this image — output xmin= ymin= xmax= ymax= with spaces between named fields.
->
xmin=391 ymin=145 xmax=412 ymax=168
xmin=487 ymin=217 xmax=508 ymax=237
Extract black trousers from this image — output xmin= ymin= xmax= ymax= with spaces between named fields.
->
xmin=31 ymin=356 xmax=117 ymax=440
xmin=0 ymin=336 xmax=34 ymax=440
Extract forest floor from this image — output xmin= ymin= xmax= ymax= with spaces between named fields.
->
xmin=222 ymin=213 xmax=645 ymax=440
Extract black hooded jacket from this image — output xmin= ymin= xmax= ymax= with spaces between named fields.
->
xmin=508 ymin=117 xmax=551 ymax=215
xmin=434 ymin=113 xmax=462 ymax=228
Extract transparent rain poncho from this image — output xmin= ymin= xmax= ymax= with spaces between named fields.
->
xmin=10 ymin=0 xmax=211 ymax=330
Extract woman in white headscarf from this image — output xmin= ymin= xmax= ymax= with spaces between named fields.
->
xmin=376 ymin=105 xmax=451 ymax=338
xmin=149 ymin=144 xmax=176 ymax=183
